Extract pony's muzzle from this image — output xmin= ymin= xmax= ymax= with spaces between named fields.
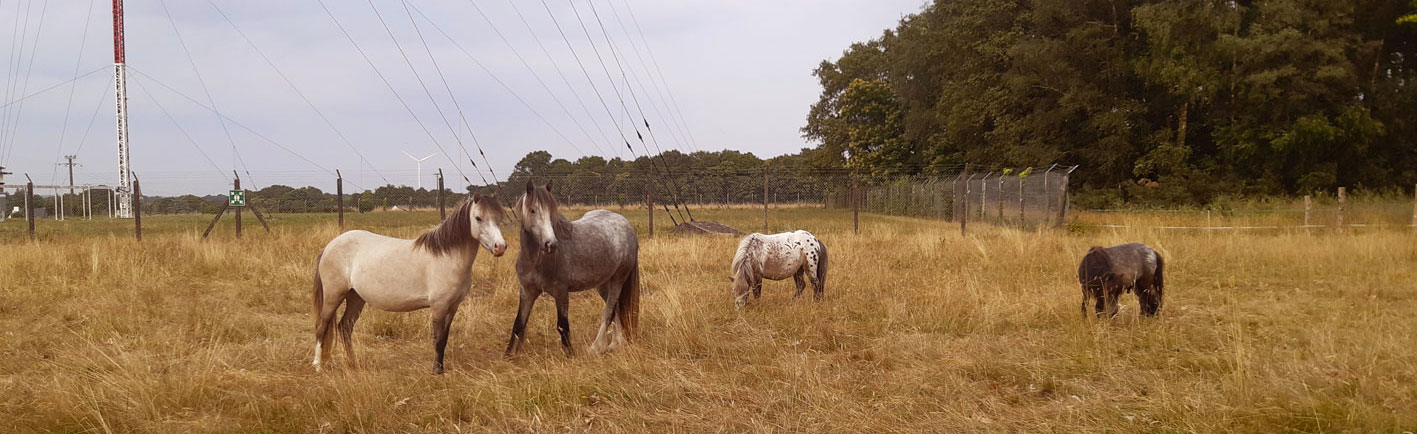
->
xmin=543 ymin=240 xmax=557 ymax=253
xmin=492 ymin=243 xmax=507 ymax=257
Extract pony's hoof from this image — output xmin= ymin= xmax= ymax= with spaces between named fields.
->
xmin=432 ymin=366 xmax=445 ymax=375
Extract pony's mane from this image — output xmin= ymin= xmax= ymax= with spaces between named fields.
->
xmin=414 ymin=196 xmax=502 ymax=256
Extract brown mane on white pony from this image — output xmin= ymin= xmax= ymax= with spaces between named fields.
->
xmin=414 ymin=195 xmax=504 ymax=256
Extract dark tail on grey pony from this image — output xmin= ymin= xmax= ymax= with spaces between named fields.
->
xmin=617 ymin=262 xmax=641 ymax=339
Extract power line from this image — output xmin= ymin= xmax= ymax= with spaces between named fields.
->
xmin=2 ymin=0 xmax=49 ymax=166
xmin=71 ymin=73 xmax=112 ymax=156
xmin=461 ymin=0 xmax=613 ymax=158
xmin=404 ymin=2 xmax=593 ymax=161
xmin=537 ymin=0 xmax=680 ymax=224
xmin=394 ymin=0 xmax=498 ymax=189
xmin=362 ymin=0 xmax=488 ymax=187
xmin=52 ymin=0 xmax=97 ymax=169
xmin=505 ymin=0 xmax=622 ymax=159
xmin=207 ymin=0 xmax=391 ymax=185
xmin=160 ymin=0 xmax=243 ymax=177
xmin=314 ymin=0 xmax=476 ymax=185
xmin=127 ymin=67 xmax=345 ymax=183
xmin=601 ymin=0 xmax=693 ymax=154
xmin=129 ymin=77 xmax=229 ymax=180
xmin=570 ymin=0 xmax=691 ymax=221
xmin=616 ymin=0 xmax=702 ymax=153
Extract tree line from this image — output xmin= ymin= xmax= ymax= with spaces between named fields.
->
xmin=803 ymin=0 xmax=1417 ymax=206
xmin=7 ymin=149 xmax=848 ymax=217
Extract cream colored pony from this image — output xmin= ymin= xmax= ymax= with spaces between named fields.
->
xmin=312 ymin=195 xmax=507 ymax=374
xmin=729 ymin=230 xmax=828 ymax=307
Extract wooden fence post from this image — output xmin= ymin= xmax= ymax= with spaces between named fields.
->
xmin=961 ymin=165 xmax=971 ymax=236
xmin=233 ymin=173 xmax=242 ymax=238
xmin=852 ymin=177 xmax=860 ymax=234
xmin=25 ymin=180 xmax=34 ymax=239
xmin=1411 ymin=184 xmax=1415 ymax=231
xmin=336 ymin=170 xmax=344 ymax=230
xmin=762 ymin=163 xmax=769 ymax=233
xmin=1304 ymin=195 xmax=1312 ymax=227
xmin=132 ymin=174 xmax=142 ymax=241
xmin=437 ymin=169 xmax=446 ymax=220
xmin=1337 ymin=187 xmax=1346 ymax=231
xmin=647 ymin=188 xmax=654 ymax=238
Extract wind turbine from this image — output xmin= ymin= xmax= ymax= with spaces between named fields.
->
xmin=403 ymin=151 xmax=436 ymax=189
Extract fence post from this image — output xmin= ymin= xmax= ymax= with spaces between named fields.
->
xmin=762 ymin=163 xmax=769 ymax=233
xmin=979 ymin=173 xmax=988 ymax=220
xmin=961 ymin=165 xmax=970 ymax=236
xmin=133 ymin=174 xmax=142 ymax=241
xmin=852 ymin=177 xmax=860 ymax=234
xmin=1055 ymin=168 xmax=1072 ymax=228
xmin=25 ymin=180 xmax=34 ymax=240
xmin=1337 ymin=187 xmax=1346 ymax=231
xmin=1018 ymin=175 xmax=1025 ymax=222
xmin=1304 ymin=195 xmax=1312 ymax=227
xmin=647 ymin=188 xmax=654 ymax=238
xmin=437 ymin=169 xmax=446 ymax=220
xmin=997 ymin=174 xmax=1004 ymax=220
xmin=1411 ymin=184 xmax=1415 ymax=231
xmin=233 ymin=173 xmax=243 ymax=238
xmin=336 ymin=170 xmax=344 ymax=230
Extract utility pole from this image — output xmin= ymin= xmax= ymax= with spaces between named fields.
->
xmin=59 ymin=155 xmax=80 ymax=195
xmin=113 ymin=0 xmax=134 ymax=218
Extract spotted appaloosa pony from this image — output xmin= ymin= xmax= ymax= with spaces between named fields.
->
xmin=729 ymin=231 xmax=828 ymax=307
xmin=312 ymin=195 xmax=507 ymax=374
xmin=506 ymin=180 xmax=640 ymax=356
xmin=1078 ymin=243 xmax=1165 ymax=319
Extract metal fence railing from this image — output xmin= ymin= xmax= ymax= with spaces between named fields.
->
xmin=825 ymin=166 xmax=1077 ymax=226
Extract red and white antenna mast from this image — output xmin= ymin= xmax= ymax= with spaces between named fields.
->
xmin=113 ymin=0 xmax=133 ymax=218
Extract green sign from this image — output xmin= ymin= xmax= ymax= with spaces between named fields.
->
xmin=228 ymin=190 xmax=246 ymax=207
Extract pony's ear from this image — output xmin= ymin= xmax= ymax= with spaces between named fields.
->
xmin=525 ymin=179 xmax=535 ymax=195
xmin=472 ymin=194 xmax=481 ymax=204
xmin=544 ymin=179 xmax=554 ymax=192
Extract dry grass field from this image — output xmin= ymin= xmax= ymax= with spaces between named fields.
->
xmin=1 ymin=205 xmax=1415 ymax=432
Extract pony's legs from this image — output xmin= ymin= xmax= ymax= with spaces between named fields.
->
xmin=337 ymin=292 xmax=366 ymax=368
xmin=553 ymin=290 xmax=574 ymax=356
xmin=793 ymin=271 xmax=807 ymax=298
xmin=1103 ymin=286 xmax=1123 ymax=319
xmin=590 ymin=280 xmax=624 ymax=355
xmin=432 ymin=303 xmax=460 ymax=374
xmin=505 ymin=285 xmax=542 ymax=356
xmin=312 ymin=288 xmax=348 ymax=371
xmin=807 ymin=262 xmax=824 ymax=300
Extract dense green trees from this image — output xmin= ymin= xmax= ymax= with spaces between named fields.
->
xmin=804 ymin=0 xmax=1417 ymax=205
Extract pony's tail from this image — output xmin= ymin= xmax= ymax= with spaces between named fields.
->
xmin=617 ymin=262 xmax=641 ymax=339
xmin=815 ymin=240 xmax=828 ymax=294
xmin=313 ymin=250 xmax=325 ymax=326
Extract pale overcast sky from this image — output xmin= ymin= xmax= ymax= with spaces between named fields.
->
xmin=0 ymin=0 xmax=923 ymax=195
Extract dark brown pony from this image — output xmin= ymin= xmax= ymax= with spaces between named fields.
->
xmin=507 ymin=180 xmax=641 ymax=355
xmin=1078 ymin=243 xmax=1165 ymax=318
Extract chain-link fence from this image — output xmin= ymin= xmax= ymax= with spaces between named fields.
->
xmin=824 ymin=166 xmax=1076 ymax=226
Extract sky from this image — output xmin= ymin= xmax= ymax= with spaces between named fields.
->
xmin=0 ymin=0 xmax=924 ymax=196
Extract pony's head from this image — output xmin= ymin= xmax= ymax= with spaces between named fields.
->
xmin=729 ymin=272 xmax=751 ymax=308
xmin=519 ymin=180 xmax=561 ymax=254
xmin=1080 ymin=246 xmax=1117 ymax=287
xmin=471 ymin=194 xmax=508 ymax=256
xmin=413 ymin=194 xmax=507 ymax=257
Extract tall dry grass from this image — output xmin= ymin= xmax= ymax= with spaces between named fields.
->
xmin=0 ymin=206 xmax=1414 ymax=432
